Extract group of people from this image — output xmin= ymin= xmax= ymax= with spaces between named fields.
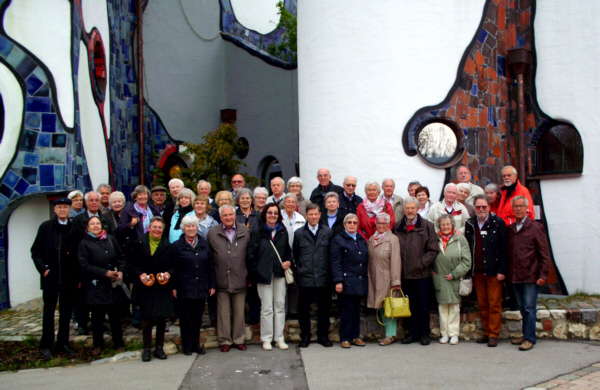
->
xmin=32 ymin=164 xmax=550 ymax=362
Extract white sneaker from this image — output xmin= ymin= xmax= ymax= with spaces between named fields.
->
xmin=439 ymin=336 xmax=449 ymax=344
xmin=275 ymin=340 xmax=289 ymax=350
xmin=262 ymin=341 xmax=273 ymax=351
xmin=449 ymin=336 xmax=459 ymax=345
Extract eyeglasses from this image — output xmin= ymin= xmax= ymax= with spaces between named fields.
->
xmin=345 ymin=221 xmax=358 ymax=225
xmin=513 ymin=205 xmax=527 ymax=209
xmin=288 ymin=184 xmax=302 ymax=188
xmin=375 ymin=222 xmax=388 ymax=225
xmin=231 ymin=180 xmax=244 ymax=184
xmin=266 ymin=211 xmax=279 ymax=216
xmin=475 ymin=205 xmax=488 ymax=210
xmin=344 ymin=184 xmax=356 ymax=187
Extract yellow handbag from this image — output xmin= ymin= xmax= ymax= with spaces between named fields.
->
xmin=376 ymin=288 xmax=411 ymax=325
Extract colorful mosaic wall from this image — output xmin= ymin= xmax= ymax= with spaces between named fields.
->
xmin=220 ymin=0 xmax=297 ymax=69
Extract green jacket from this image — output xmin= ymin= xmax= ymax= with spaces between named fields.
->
xmin=432 ymin=234 xmax=471 ymax=304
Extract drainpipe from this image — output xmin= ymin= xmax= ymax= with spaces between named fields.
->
xmin=137 ymin=0 xmax=145 ymax=185
xmin=507 ymin=49 xmax=532 ymax=186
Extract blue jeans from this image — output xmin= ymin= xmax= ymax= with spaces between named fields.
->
xmin=339 ymin=294 xmax=362 ymax=342
xmin=512 ymin=283 xmax=538 ymax=343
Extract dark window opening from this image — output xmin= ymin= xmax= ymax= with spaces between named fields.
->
xmin=258 ymin=156 xmax=281 ymax=190
xmin=538 ymin=124 xmax=583 ymax=175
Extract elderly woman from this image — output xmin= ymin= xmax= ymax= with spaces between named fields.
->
xmin=128 ymin=217 xmax=176 ymax=361
xmin=68 ymin=190 xmax=85 ymax=218
xmin=118 ymin=185 xmax=160 ymax=250
xmin=78 ymin=216 xmax=126 ymax=356
xmin=194 ymin=195 xmax=218 ymax=239
xmin=210 ymin=190 xmax=235 ymax=224
xmin=103 ymin=191 xmax=126 ymax=231
xmin=236 ymin=188 xmax=260 ymax=231
xmin=330 ymin=213 xmax=369 ymax=348
xmin=287 ymin=177 xmax=311 ymax=216
xmin=367 ymin=213 xmax=402 ymax=346
xmin=356 ymin=181 xmax=395 ymax=240
xmin=432 ymin=214 xmax=471 ymax=345
xmin=320 ymin=192 xmax=346 ymax=236
xmin=253 ymin=187 xmax=269 ymax=213
xmin=173 ymin=215 xmax=216 ymax=356
xmin=457 ymin=183 xmax=476 ymax=218
xmin=169 ymin=188 xmax=196 ymax=243
xmin=247 ymin=203 xmax=294 ymax=351
xmin=485 ymin=183 xmax=502 ymax=214
xmin=407 ymin=181 xmax=422 ymax=197
xmin=415 ymin=186 xmax=432 ymax=219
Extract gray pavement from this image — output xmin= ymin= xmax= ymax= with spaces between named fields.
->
xmin=300 ymin=340 xmax=600 ymax=390
xmin=1 ymin=341 xmax=599 ymax=389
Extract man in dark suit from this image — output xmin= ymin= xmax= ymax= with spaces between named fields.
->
xmin=309 ymin=168 xmax=343 ymax=214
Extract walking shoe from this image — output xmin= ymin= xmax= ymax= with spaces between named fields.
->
xmin=420 ymin=335 xmax=430 ymax=345
xmin=233 ymin=344 xmax=246 ymax=351
xmin=439 ymin=336 xmax=449 ymax=344
xmin=379 ymin=336 xmax=396 ymax=346
xmin=488 ymin=337 xmax=498 ymax=347
xmin=59 ymin=345 xmax=75 ymax=355
xmin=275 ymin=340 xmax=289 ymax=350
xmin=192 ymin=344 xmax=207 ymax=354
xmin=299 ymin=337 xmax=310 ymax=348
xmin=262 ymin=341 xmax=273 ymax=351
xmin=351 ymin=338 xmax=365 ymax=347
xmin=519 ymin=340 xmax=534 ymax=351
xmin=401 ymin=336 xmax=415 ymax=344
xmin=476 ymin=335 xmax=489 ymax=344
xmin=511 ymin=337 xmax=524 ymax=345
xmin=142 ymin=348 xmax=151 ymax=362
xmin=183 ymin=348 xmax=193 ymax=356
xmin=220 ymin=345 xmax=230 ymax=352
xmin=341 ymin=341 xmax=351 ymax=348
xmin=317 ymin=337 xmax=333 ymax=348
xmin=154 ymin=347 xmax=167 ymax=360
xmin=449 ymin=336 xmax=459 ymax=345
xmin=42 ymin=348 xmax=53 ymax=360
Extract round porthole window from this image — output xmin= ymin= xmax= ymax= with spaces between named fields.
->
xmin=415 ymin=119 xmax=464 ymax=168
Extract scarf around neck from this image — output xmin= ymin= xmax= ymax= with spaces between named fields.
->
xmin=88 ymin=230 xmax=107 ymax=241
xmin=174 ymin=205 xmax=194 ymax=231
xmin=439 ymin=229 xmax=455 ymax=251
xmin=149 ymin=234 xmax=161 ymax=255
xmin=363 ymin=196 xmax=386 ymax=218
xmin=372 ymin=230 xmax=387 ymax=247
xmin=134 ymin=202 xmax=153 ymax=233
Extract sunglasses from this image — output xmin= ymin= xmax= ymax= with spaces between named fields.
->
xmin=475 ymin=205 xmax=488 ymax=210
xmin=345 ymin=221 xmax=358 ymax=225
xmin=266 ymin=211 xmax=279 ymax=216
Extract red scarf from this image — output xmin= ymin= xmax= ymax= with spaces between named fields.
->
xmin=439 ymin=229 xmax=454 ymax=251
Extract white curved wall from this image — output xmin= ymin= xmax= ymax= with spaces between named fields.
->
xmin=535 ymin=0 xmax=600 ymax=293
xmin=298 ymin=0 xmax=485 ymax=198
xmin=0 ymin=63 xmax=24 ymax=179
xmin=78 ymin=41 xmax=109 ymax=189
xmin=230 ymin=0 xmax=280 ymax=34
xmin=8 ymin=197 xmax=50 ymax=307
xmin=4 ymin=0 xmax=74 ymax=128
xmin=82 ymin=0 xmax=111 ymax=139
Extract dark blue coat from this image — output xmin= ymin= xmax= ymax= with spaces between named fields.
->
xmin=173 ymin=234 xmax=216 ymax=300
xmin=330 ymin=231 xmax=368 ymax=296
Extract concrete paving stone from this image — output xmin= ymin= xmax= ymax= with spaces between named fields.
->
xmin=574 ymin=371 xmax=593 ymax=376
xmin=558 ymin=375 xmax=583 ymax=381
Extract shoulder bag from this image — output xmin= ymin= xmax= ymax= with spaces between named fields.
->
xmin=457 ymin=240 xmax=473 ymax=296
xmin=376 ymin=288 xmax=411 ymax=325
xmin=269 ymin=239 xmax=294 ymax=284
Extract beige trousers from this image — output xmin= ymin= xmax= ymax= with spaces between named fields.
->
xmin=217 ymin=291 xmax=247 ymax=346
xmin=438 ymin=303 xmax=460 ymax=337
xmin=257 ymin=276 xmax=287 ymax=342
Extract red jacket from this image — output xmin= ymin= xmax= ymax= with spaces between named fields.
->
xmin=356 ymin=201 xmax=395 ymax=240
xmin=507 ymin=217 xmax=550 ymax=284
xmin=498 ymin=180 xmax=535 ymax=225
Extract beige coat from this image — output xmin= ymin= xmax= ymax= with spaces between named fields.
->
xmin=367 ymin=232 xmax=402 ymax=309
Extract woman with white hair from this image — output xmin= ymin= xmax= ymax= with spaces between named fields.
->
xmin=457 ymin=183 xmax=476 ymax=218
xmin=103 ymin=191 xmax=126 ymax=231
xmin=173 ymin=214 xmax=216 ymax=356
xmin=356 ymin=181 xmax=395 ymax=240
xmin=432 ymin=214 xmax=471 ymax=345
xmin=68 ymin=190 xmax=85 ymax=218
xmin=485 ymin=183 xmax=502 ymax=214
xmin=118 ymin=185 xmax=161 ymax=250
xmin=169 ymin=188 xmax=196 ymax=243
xmin=253 ymin=187 xmax=269 ymax=213
xmin=287 ymin=177 xmax=310 ymax=216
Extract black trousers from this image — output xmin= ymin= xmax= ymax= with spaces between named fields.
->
xmin=142 ymin=318 xmax=167 ymax=349
xmin=402 ymin=277 xmax=433 ymax=339
xmin=178 ymin=298 xmax=205 ymax=351
xmin=338 ymin=294 xmax=362 ymax=342
xmin=207 ymin=294 xmax=217 ymax=322
xmin=73 ymin=290 xmax=90 ymax=329
xmin=298 ymin=286 xmax=332 ymax=339
xmin=90 ymin=304 xmax=124 ymax=349
xmin=41 ymin=289 xmax=74 ymax=349
xmin=246 ymin=284 xmax=261 ymax=321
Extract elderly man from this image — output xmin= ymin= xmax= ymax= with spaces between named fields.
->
xmin=97 ymin=184 xmax=112 ymax=211
xmin=394 ymin=197 xmax=439 ymax=345
xmin=229 ymin=174 xmax=246 ymax=198
xmin=456 ymin=165 xmax=484 ymax=206
xmin=309 ymin=168 xmax=343 ymax=213
xmin=427 ymin=183 xmax=470 ymax=234
xmin=338 ymin=176 xmax=363 ymax=214
xmin=508 ymin=196 xmax=550 ymax=351
xmin=151 ymin=185 xmax=168 ymax=215
xmin=465 ymin=194 xmax=508 ymax=347
xmin=407 ymin=181 xmax=422 ymax=197
xmin=207 ymin=205 xmax=251 ymax=352
xmin=498 ymin=166 xmax=535 ymax=226
xmin=31 ymin=198 xmax=78 ymax=360
xmin=294 ymin=203 xmax=333 ymax=348
xmin=266 ymin=177 xmax=286 ymax=206
xmin=71 ymin=191 xmax=115 ymax=242
xmin=320 ymin=192 xmax=346 ymax=237
xmin=382 ymin=178 xmax=404 ymax=222
xmin=163 ymin=178 xmax=185 ymax=232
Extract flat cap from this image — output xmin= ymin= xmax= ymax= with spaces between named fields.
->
xmin=151 ymin=185 xmax=168 ymax=193
xmin=52 ymin=197 xmax=72 ymax=206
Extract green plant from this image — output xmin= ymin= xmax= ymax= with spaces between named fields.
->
xmin=266 ymin=1 xmax=297 ymax=63
xmin=151 ymin=152 xmax=166 ymax=188
xmin=175 ymin=122 xmax=258 ymax=195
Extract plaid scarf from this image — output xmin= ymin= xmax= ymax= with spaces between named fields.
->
xmin=134 ymin=202 xmax=153 ymax=233
xmin=439 ymin=229 xmax=454 ymax=251
xmin=372 ymin=230 xmax=386 ymax=247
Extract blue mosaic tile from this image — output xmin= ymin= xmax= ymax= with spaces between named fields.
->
xmin=14 ymin=178 xmax=29 ymax=195
xmin=21 ymin=167 xmax=37 ymax=184
xmin=25 ymin=112 xmax=41 ymax=128
xmin=472 ymin=84 xmax=477 ymax=95
xmin=19 ymin=129 xmax=38 ymax=153
xmin=39 ymin=165 xmax=54 ymax=187
xmin=5 ymin=44 xmax=25 ymax=67
xmin=16 ymin=56 xmax=36 ymax=79
xmin=37 ymin=133 xmax=51 ymax=148
xmin=25 ymin=73 xmax=43 ymax=95
xmin=0 ymin=38 xmax=13 ymax=57
xmin=41 ymin=113 xmax=57 ymax=133
xmin=477 ymin=29 xmax=488 ymax=44
xmin=0 ymin=184 xmax=13 ymax=199
xmin=3 ymin=171 xmax=19 ymax=188
xmin=497 ymin=55 xmax=506 ymax=77
xmin=52 ymin=134 xmax=67 ymax=147
xmin=24 ymin=185 xmax=39 ymax=195
xmin=26 ymin=97 xmax=51 ymax=112
xmin=23 ymin=152 xmax=39 ymax=166
xmin=34 ymin=83 xmax=50 ymax=97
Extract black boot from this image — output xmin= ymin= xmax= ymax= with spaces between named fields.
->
xmin=154 ymin=347 xmax=167 ymax=360
xmin=142 ymin=348 xmax=152 ymax=362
